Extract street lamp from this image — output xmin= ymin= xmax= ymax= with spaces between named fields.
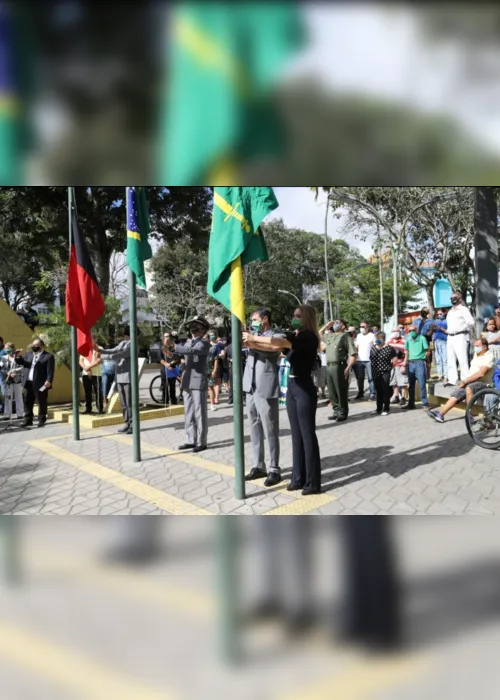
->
xmin=326 ymin=189 xmax=459 ymax=322
xmin=278 ymin=289 xmax=302 ymax=305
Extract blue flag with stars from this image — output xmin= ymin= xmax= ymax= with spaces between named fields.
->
xmin=126 ymin=186 xmax=153 ymax=290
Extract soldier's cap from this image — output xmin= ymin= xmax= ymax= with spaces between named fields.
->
xmin=185 ymin=316 xmax=210 ymax=332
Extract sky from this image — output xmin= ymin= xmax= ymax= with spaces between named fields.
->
xmin=286 ymin=5 xmax=500 ymax=155
xmin=271 ymin=187 xmax=374 ymax=257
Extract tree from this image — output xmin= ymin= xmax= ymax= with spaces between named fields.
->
xmin=149 ymin=238 xmax=214 ymax=332
xmin=313 ymin=186 xmax=477 ymax=316
xmin=0 ymin=186 xmax=213 ymax=299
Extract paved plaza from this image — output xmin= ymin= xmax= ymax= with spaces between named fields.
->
xmin=0 ymin=377 xmax=499 ymax=515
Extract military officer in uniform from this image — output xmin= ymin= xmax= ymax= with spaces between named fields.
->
xmin=175 ymin=317 xmax=210 ymax=453
xmin=243 ymin=307 xmax=285 ymax=487
xmin=320 ymin=319 xmax=357 ymax=422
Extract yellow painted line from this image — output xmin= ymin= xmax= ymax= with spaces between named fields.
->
xmin=27 ymin=439 xmax=211 ymax=516
xmin=34 ymin=433 xmax=337 ymax=511
xmin=30 ymin=549 xmax=213 ymax=620
xmin=274 ymin=652 xmax=431 ymax=700
xmin=264 ymin=493 xmax=335 ymax=516
xmin=0 ymin=622 xmax=172 ymax=700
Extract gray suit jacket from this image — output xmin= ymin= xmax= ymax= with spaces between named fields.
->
xmin=243 ymin=329 xmax=284 ymax=399
xmin=100 ymin=340 xmax=131 ymax=384
xmin=175 ymin=338 xmax=210 ymax=391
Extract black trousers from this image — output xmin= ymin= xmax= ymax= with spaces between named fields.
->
xmin=117 ymin=383 xmax=131 ymax=427
xmin=286 ymin=378 xmax=321 ymax=491
xmin=161 ymin=375 xmax=178 ymax=405
xmin=373 ymin=372 xmax=392 ymax=413
xmin=82 ymin=375 xmax=103 ymax=413
xmin=339 ymin=516 xmax=401 ymax=649
xmin=23 ymin=381 xmax=49 ymax=423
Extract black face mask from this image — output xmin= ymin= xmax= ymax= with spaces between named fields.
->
xmin=32 ymin=346 xmax=41 ymax=353
xmin=451 ymin=297 xmax=460 ymax=306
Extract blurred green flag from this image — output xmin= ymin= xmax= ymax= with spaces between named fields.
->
xmin=160 ymin=3 xmax=305 ymax=185
xmin=126 ymin=186 xmax=153 ymax=290
xmin=0 ymin=4 xmax=19 ymax=184
xmin=207 ymin=186 xmax=278 ymax=323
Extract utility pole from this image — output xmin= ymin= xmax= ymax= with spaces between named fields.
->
xmin=474 ymin=187 xmax=498 ymax=337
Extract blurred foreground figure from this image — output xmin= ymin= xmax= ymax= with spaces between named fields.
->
xmin=339 ymin=516 xmax=402 ymax=651
xmin=106 ymin=516 xmax=162 ymax=565
xmin=253 ymin=517 xmax=314 ymax=632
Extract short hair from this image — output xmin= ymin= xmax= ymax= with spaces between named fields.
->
xmin=253 ymin=307 xmax=271 ymax=324
xmin=0 ymin=337 xmax=3 ymax=343
xmin=123 ymin=326 xmax=131 ymax=336
xmin=33 ymin=337 xmax=45 ymax=346
xmin=5 ymin=342 xmax=15 ymax=350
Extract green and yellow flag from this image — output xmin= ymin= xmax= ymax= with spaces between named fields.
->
xmin=159 ymin=3 xmax=305 ymax=184
xmin=126 ymin=186 xmax=153 ymax=290
xmin=207 ymin=187 xmax=278 ymax=323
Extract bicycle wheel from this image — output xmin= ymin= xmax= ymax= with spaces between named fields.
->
xmin=465 ymin=388 xmax=500 ymax=450
xmin=149 ymin=375 xmax=167 ymax=405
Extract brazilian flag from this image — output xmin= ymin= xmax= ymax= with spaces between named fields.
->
xmin=160 ymin=3 xmax=305 ymax=184
xmin=207 ymin=187 xmax=278 ymax=323
xmin=126 ymin=186 xmax=153 ymax=290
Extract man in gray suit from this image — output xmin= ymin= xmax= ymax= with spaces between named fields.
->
xmin=96 ymin=327 xmax=132 ymax=434
xmin=243 ymin=308 xmax=284 ymax=488
xmin=175 ymin=317 xmax=210 ymax=453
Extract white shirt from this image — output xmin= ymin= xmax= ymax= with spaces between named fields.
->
xmin=28 ymin=353 xmax=41 ymax=382
xmin=320 ymin=352 xmax=327 ymax=367
xmin=355 ymin=332 xmax=375 ymax=362
xmin=469 ymin=350 xmax=496 ymax=383
xmin=447 ymin=304 xmax=475 ymax=335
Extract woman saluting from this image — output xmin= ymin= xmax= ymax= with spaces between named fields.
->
xmin=243 ymin=305 xmax=322 ymax=495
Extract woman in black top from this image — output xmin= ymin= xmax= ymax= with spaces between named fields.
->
xmin=243 ymin=305 xmax=322 ymax=495
xmin=370 ymin=332 xmax=400 ymax=416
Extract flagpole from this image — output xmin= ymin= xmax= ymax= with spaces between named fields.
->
xmin=69 ymin=186 xmax=80 ymax=441
xmin=127 ymin=189 xmax=141 ymax=462
xmin=232 ymin=313 xmax=245 ymax=500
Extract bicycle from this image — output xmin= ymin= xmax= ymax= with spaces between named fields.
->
xmin=149 ymin=374 xmax=182 ymax=405
xmin=465 ymin=387 xmax=500 ymax=450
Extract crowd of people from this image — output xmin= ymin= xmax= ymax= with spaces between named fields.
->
xmin=3 ymin=292 xmax=500 ymax=495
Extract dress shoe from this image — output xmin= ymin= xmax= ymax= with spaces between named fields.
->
xmin=118 ymin=425 xmax=130 ymax=433
xmin=302 ymin=487 xmax=322 ymax=496
xmin=37 ymin=420 xmax=47 ymax=428
xmin=193 ymin=445 xmax=207 ymax=454
xmin=178 ymin=443 xmax=195 ymax=450
xmin=336 ymin=416 xmax=347 ymax=423
xmin=125 ymin=427 xmax=133 ymax=435
xmin=245 ymin=467 xmax=267 ymax=481
xmin=21 ymin=420 xmax=33 ymax=428
xmin=328 ymin=415 xmax=338 ymax=421
xmin=287 ymin=482 xmax=304 ymax=492
xmin=264 ymin=472 xmax=281 ymax=488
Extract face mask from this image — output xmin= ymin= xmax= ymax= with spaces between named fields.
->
xmin=474 ymin=347 xmax=482 ymax=355
xmin=291 ymin=319 xmax=302 ymax=331
xmin=209 ymin=335 xmax=216 ymax=341
xmin=375 ymin=339 xmax=383 ymax=346
xmin=437 ymin=315 xmax=444 ymax=320
xmin=251 ymin=321 xmax=262 ymax=333
xmin=451 ymin=297 xmax=460 ymax=306
xmin=333 ymin=323 xmax=342 ymax=332
xmin=360 ymin=328 xmax=368 ymax=335
xmin=410 ymin=331 xmax=418 ymax=340
xmin=6 ymin=349 xmax=14 ymax=355
xmin=32 ymin=346 xmax=41 ymax=353
xmin=390 ymin=332 xmax=400 ymax=339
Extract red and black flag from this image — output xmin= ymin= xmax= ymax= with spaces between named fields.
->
xmin=66 ymin=193 xmax=105 ymax=359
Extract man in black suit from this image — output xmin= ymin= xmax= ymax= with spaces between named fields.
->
xmin=19 ymin=338 xmax=55 ymax=428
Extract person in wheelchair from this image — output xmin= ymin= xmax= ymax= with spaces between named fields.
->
xmin=428 ymin=337 xmax=496 ymax=424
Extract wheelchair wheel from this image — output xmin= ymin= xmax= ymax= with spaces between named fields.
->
xmin=149 ymin=375 xmax=167 ymax=405
xmin=465 ymin=388 xmax=500 ymax=450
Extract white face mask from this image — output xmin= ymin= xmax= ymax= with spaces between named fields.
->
xmin=360 ymin=328 xmax=368 ymax=335
xmin=390 ymin=332 xmax=400 ymax=340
